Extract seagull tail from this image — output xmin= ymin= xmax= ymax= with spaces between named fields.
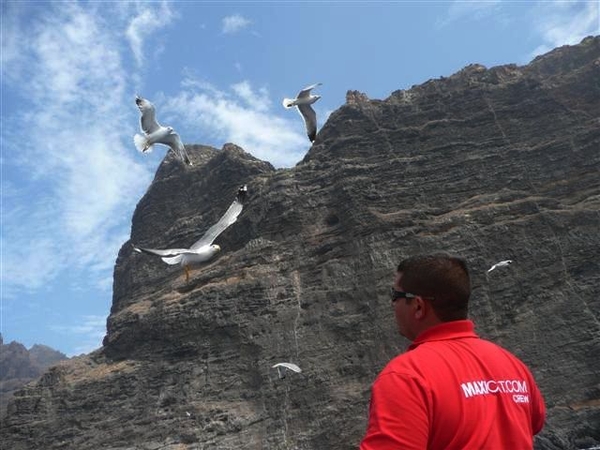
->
xmin=179 ymin=146 xmax=193 ymax=166
xmin=133 ymin=134 xmax=152 ymax=153
xmin=161 ymin=255 xmax=183 ymax=265
xmin=282 ymin=98 xmax=296 ymax=109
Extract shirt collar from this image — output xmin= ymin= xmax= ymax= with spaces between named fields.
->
xmin=408 ymin=320 xmax=478 ymax=350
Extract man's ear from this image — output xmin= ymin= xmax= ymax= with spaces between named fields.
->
xmin=414 ymin=297 xmax=426 ymax=320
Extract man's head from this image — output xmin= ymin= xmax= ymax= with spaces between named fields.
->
xmin=392 ymin=253 xmax=471 ymax=340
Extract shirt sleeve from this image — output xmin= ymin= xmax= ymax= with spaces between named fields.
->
xmin=360 ymin=371 xmax=431 ymax=450
xmin=528 ymin=374 xmax=546 ymax=434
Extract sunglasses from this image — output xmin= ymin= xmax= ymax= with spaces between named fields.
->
xmin=390 ymin=288 xmax=434 ymax=302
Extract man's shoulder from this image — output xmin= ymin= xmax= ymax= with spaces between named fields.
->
xmin=379 ymin=348 xmax=426 ymax=377
xmin=474 ymin=338 xmax=529 ymax=363
xmin=374 ymin=355 xmax=427 ymax=389
xmin=388 ymin=336 xmax=526 ymax=371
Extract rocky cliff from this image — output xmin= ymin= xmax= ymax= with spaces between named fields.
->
xmin=0 ymin=335 xmax=67 ymax=418
xmin=2 ymin=36 xmax=599 ymax=450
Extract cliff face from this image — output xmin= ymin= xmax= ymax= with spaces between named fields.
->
xmin=2 ymin=36 xmax=599 ymax=450
xmin=0 ymin=335 xmax=67 ymax=417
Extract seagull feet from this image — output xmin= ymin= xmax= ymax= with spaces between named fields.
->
xmin=184 ymin=265 xmax=190 ymax=282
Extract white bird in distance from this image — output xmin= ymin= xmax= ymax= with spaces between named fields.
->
xmin=282 ymin=83 xmax=322 ymax=142
xmin=487 ymin=259 xmax=513 ymax=273
xmin=272 ymin=362 xmax=302 ymax=379
xmin=133 ymin=95 xmax=192 ymax=166
xmin=133 ymin=185 xmax=248 ymax=281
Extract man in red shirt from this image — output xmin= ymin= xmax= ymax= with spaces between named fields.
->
xmin=360 ymin=253 xmax=545 ymax=450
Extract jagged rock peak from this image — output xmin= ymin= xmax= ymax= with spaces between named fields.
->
xmin=457 ymin=63 xmax=487 ymax=74
xmin=151 ymin=142 xmax=275 ymax=185
xmin=345 ymin=90 xmax=370 ymax=105
xmin=385 ymin=35 xmax=600 ymax=102
xmin=219 ymin=142 xmax=276 ymax=169
xmin=221 ymin=142 xmax=245 ymax=153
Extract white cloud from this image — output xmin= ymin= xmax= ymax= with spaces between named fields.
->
xmin=0 ymin=3 xmax=31 ymax=81
xmin=1 ymin=234 xmax=64 ymax=293
xmin=164 ymin=78 xmax=309 ymax=167
xmin=231 ymin=80 xmax=270 ymax=112
xmin=437 ymin=0 xmax=502 ymax=28
xmin=222 ymin=14 xmax=251 ymax=34
xmin=436 ymin=1 xmax=598 ymax=62
xmin=529 ymin=1 xmax=599 ymax=58
xmin=50 ymin=315 xmax=106 ymax=356
xmin=126 ymin=1 xmax=175 ymax=66
xmin=2 ymin=3 xmax=153 ymax=294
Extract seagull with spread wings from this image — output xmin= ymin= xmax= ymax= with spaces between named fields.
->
xmin=283 ymin=83 xmax=322 ymax=142
xmin=133 ymin=95 xmax=192 ymax=166
xmin=133 ymin=185 xmax=248 ymax=281
xmin=487 ymin=259 xmax=513 ymax=273
xmin=272 ymin=362 xmax=302 ymax=379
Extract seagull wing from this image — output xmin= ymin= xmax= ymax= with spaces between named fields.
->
xmin=136 ymin=96 xmax=161 ymax=134
xmin=297 ymin=82 xmax=322 ymax=99
xmin=488 ymin=259 xmax=513 ymax=272
xmin=133 ymin=246 xmax=190 ymax=257
xmin=190 ymin=185 xmax=248 ymax=250
xmin=297 ymin=104 xmax=317 ymax=142
xmin=160 ymin=132 xmax=193 ymax=166
xmin=272 ymin=362 xmax=302 ymax=373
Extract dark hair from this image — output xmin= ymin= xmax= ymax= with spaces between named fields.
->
xmin=397 ymin=253 xmax=470 ymax=321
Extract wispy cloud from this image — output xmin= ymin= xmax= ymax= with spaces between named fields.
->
xmin=50 ymin=315 xmax=106 ymax=356
xmin=2 ymin=3 xmax=153 ymax=295
xmin=222 ymin=14 xmax=251 ymax=34
xmin=164 ymin=78 xmax=309 ymax=167
xmin=437 ymin=0 xmax=502 ymax=28
xmin=231 ymin=80 xmax=270 ymax=112
xmin=436 ymin=1 xmax=598 ymax=62
xmin=529 ymin=1 xmax=599 ymax=58
xmin=0 ymin=3 xmax=32 ymax=80
xmin=126 ymin=1 xmax=175 ymax=66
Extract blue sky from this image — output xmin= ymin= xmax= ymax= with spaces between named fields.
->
xmin=1 ymin=1 xmax=598 ymax=356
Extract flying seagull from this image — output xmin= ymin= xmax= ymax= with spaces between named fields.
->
xmin=282 ymin=83 xmax=322 ymax=142
xmin=487 ymin=259 xmax=513 ymax=273
xmin=133 ymin=185 xmax=248 ymax=281
xmin=272 ymin=362 xmax=302 ymax=379
xmin=133 ymin=95 xmax=192 ymax=166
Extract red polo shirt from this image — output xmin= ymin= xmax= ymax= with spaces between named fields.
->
xmin=360 ymin=320 xmax=545 ymax=450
